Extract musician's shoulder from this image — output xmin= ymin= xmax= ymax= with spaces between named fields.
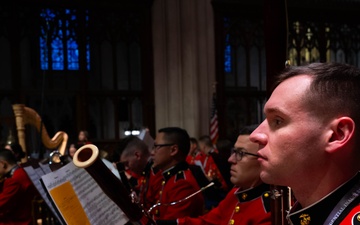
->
xmin=174 ymin=169 xmax=196 ymax=182
xmin=163 ymin=163 xmax=200 ymax=186
xmin=167 ymin=169 xmax=198 ymax=185
xmin=261 ymin=191 xmax=271 ymax=213
xmin=173 ymin=170 xmax=185 ymax=182
xmin=340 ymin=204 xmax=360 ymax=224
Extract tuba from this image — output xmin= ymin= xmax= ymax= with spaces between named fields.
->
xmin=73 ymin=144 xmax=156 ymax=225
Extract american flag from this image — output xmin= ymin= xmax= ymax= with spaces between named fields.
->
xmin=210 ymin=93 xmax=219 ymax=144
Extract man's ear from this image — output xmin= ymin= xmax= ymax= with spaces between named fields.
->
xmin=134 ymin=151 xmax=141 ymax=159
xmin=170 ymin=145 xmax=179 ymax=156
xmin=326 ymin=117 xmax=355 ymax=153
xmin=0 ymin=160 xmax=6 ymax=169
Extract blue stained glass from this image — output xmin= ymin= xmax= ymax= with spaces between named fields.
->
xmin=40 ymin=37 xmax=48 ymax=70
xmin=58 ymin=29 xmax=63 ymax=38
xmin=67 ymin=38 xmax=79 ymax=70
xmin=86 ymin=38 xmax=90 ymax=70
xmin=41 ymin=9 xmax=56 ymax=20
xmin=224 ymin=34 xmax=232 ymax=73
xmin=71 ymin=14 xmax=76 ymax=21
xmin=52 ymin=37 xmax=64 ymax=70
xmin=40 ymin=8 xmax=90 ymax=71
xmin=224 ymin=45 xmax=232 ymax=73
xmin=40 ymin=9 xmax=56 ymax=70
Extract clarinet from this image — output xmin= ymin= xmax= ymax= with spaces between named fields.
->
xmin=270 ymin=185 xmax=292 ymax=225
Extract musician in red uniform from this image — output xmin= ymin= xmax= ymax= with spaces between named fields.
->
xmin=198 ymin=135 xmax=228 ymax=192
xmin=250 ymin=62 xmax=360 ymax=224
xmin=150 ymin=127 xmax=204 ymax=220
xmin=156 ymin=125 xmax=271 ymax=225
xmin=0 ymin=149 xmax=38 ymax=225
xmin=120 ymin=136 xmax=162 ymax=210
xmin=186 ymin=137 xmax=203 ymax=165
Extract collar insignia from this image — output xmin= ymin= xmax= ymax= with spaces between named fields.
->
xmin=299 ymin=214 xmax=311 ymax=225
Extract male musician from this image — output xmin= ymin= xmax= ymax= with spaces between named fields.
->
xmin=4 ymin=143 xmax=25 ymax=163
xmin=198 ymin=135 xmax=228 ymax=192
xmin=150 ymin=127 xmax=205 ymax=220
xmin=186 ymin=137 xmax=202 ymax=165
xmin=120 ymin=136 xmax=162 ymax=210
xmin=156 ymin=125 xmax=272 ymax=225
xmin=0 ymin=149 xmax=38 ymax=225
xmin=250 ymin=62 xmax=360 ymax=224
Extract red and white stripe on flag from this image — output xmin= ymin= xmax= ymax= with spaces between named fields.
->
xmin=210 ymin=93 xmax=219 ymax=144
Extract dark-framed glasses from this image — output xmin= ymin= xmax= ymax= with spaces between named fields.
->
xmin=231 ymin=147 xmax=261 ymax=161
xmin=152 ymin=143 xmax=175 ymax=150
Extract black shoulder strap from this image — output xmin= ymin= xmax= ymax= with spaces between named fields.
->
xmin=324 ymin=179 xmax=360 ymax=225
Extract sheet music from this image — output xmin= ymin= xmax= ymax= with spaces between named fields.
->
xmin=41 ymin=162 xmax=129 ymax=225
xmin=23 ymin=164 xmax=65 ymax=225
xmin=138 ymin=129 xmax=154 ymax=152
xmin=39 ymin=162 xmax=52 ymax=174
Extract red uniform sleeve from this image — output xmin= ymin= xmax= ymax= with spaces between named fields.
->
xmin=177 ymin=189 xmax=236 ymax=225
xmin=204 ymin=155 xmax=228 ymax=191
xmin=142 ymin=171 xmax=163 ymax=209
xmin=0 ymin=178 xmax=22 ymax=217
xmin=158 ymin=179 xmax=204 ymax=220
xmin=177 ymin=188 xmax=271 ymax=225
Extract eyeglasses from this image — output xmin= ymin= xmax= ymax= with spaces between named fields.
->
xmin=152 ymin=143 xmax=175 ymax=150
xmin=231 ymin=147 xmax=260 ymax=161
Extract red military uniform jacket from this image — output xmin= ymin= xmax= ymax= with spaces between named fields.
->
xmin=153 ymin=162 xmax=205 ymax=220
xmin=0 ymin=166 xmax=38 ymax=225
xmin=200 ymin=150 xmax=228 ymax=191
xmin=288 ymin=172 xmax=360 ymax=225
xmin=137 ymin=160 xmax=163 ymax=210
xmin=176 ymin=183 xmax=271 ymax=225
xmin=186 ymin=151 xmax=204 ymax=166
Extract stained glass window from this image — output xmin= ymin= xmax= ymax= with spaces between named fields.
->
xmin=40 ymin=9 xmax=90 ymax=71
xmin=224 ymin=34 xmax=232 ymax=73
xmin=224 ymin=17 xmax=232 ymax=73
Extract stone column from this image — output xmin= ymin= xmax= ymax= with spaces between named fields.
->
xmin=152 ymin=0 xmax=216 ymax=138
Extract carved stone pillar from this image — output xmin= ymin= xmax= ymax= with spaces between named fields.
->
xmin=152 ymin=0 xmax=216 ymax=137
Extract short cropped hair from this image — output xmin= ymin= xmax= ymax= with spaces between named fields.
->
xmin=275 ymin=62 xmax=360 ymax=125
xmin=190 ymin=137 xmax=199 ymax=148
xmin=8 ymin=143 xmax=25 ymax=159
xmin=239 ymin=124 xmax=259 ymax=135
xmin=198 ymin=135 xmax=213 ymax=147
xmin=121 ymin=136 xmax=149 ymax=157
xmin=0 ymin=149 xmax=17 ymax=165
xmin=158 ymin=127 xmax=190 ymax=156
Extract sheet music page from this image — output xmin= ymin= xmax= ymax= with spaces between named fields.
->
xmin=22 ymin=165 xmax=65 ymax=225
xmin=138 ymin=129 xmax=154 ymax=152
xmin=39 ymin=162 xmax=52 ymax=174
xmin=41 ymin=162 xmax=129 ymax=225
